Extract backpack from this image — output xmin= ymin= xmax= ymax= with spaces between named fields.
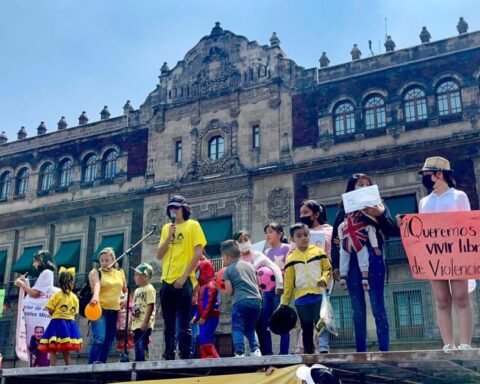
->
xmin=78 ymin=269 xmax=101 ymax=318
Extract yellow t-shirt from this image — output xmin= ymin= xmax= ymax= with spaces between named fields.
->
xmin=131 ymin=283 xmax=156 ymax=331
xmin=99 ymin=269 xmax=125 ymax=310
xmin=159 ymin=219 xmax=207 ymax=285
xmin=46 ymin=290 xmax=79 ymax=320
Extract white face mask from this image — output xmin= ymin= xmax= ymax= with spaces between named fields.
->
xmin=238 ymin=241 xmax=252 ymax=253
xmin=355 ymin=184 xmax=369 ymax=190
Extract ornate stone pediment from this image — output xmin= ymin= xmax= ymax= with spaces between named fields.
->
xmin=191 ymin=53 xmax=241 ymax=96
xmin=196 ymin=154 xmax=243 ymax=177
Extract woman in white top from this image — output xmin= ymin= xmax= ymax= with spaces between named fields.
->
xmin=415 ymin=156 xmax=473 ymax=351
xmin=14 ymin=250 xmax=59 ymax=366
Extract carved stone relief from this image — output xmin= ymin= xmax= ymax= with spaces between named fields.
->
xmin=267 ymin=188 xmax=291 ymax=225
xmin=144 ymin=208 xmax=165 ymax=244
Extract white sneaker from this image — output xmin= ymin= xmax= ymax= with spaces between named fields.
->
xmin=234 ymin=352 xmax=245 ymax=357
xmin=442 ymin=344 xmax=457 ymax=352
xmin=251 ymin=349 xmax=262 ymax=357
xmin=458 ymin=344 xmax=472 ymax=350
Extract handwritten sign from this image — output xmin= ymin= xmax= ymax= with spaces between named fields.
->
xmin=342 ymin=185 xmax=381 ymax=214
xmin=400 ymin=211 xmax=480 ymax=280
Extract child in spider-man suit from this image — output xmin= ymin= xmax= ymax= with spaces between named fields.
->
xmin=192 ymin=259 xmax=220 ymax=358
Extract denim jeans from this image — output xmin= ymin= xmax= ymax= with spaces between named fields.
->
xmin=160 ymin=279 xmax=193 ymax=359
xmin=347 ymin=246 xmax=389 ymax=352
xmin=88 ymin=308 xmax=119 ymax=363
xmin=133 ymin=328 xmax=151 ymax=361
xmin=295 ymin=300 xmax=322 ymax=354
xmin=260 ymin=290 xmax=290 ymax=354
xmin=231 ymin=299 xmax=261 ymax=354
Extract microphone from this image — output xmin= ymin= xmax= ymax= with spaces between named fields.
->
xmin=170 ymin=210 xmax=176 ymax=238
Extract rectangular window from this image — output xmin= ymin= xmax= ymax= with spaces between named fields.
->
xmin=175 ymin=140 xmax=182 ymax=163
xmin=252 ymin=125 xmax=260 ymax=149
xmin=393 ymin=290 xmax=424 ymax=339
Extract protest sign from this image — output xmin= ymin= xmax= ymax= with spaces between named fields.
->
xmin=400 ymin=211 xmax=480 ymax=280
xmin=342 ymin=185 xmax=381 ymax=214
xmin=16 ymin=281 xmax=58 ymax=364
xmin=251 ymin=240 xmax=266 ymax=252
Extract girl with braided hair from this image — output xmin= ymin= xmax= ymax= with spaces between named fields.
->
xmin=39 ymin=267 xmax=83 ymax=365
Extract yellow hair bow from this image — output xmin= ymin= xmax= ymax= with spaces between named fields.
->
xmin=59 ymin=266 xmax=76 ymax=277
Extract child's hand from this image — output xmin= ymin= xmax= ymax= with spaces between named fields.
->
xmin=317 ymin=280 xmax=327 ymax=288
xmin=198 ymin=318 xmax=206 ymax=325
xmin=374 ymin=247 xmax=381 ymax=256
xmin=140 ymin=323 xmax=149 ymax=332
xmin=275 ymin=288 xmax=284 ymax=295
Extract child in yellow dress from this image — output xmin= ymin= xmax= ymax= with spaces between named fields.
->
xmin=39 ymin=267 xmax=83 ymax=365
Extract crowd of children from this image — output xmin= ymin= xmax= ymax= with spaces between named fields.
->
xmin=17 ymin=156 xmax=476 ymax=365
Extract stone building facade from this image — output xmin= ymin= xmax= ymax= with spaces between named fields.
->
xmin=1 ymin=21 xmax=480 ymax=360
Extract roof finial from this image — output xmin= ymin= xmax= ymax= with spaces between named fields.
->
xmin=270 ymin=32 xmax=280 ymax=47
xmin=211 ymin=22 xmax=223 ymax=37
xmin=319 ymin=52 xmax=330 ymax=68
xmin=457 ymin=17 xmax=468 ymax=34
xmin=350 ymin=44 xmax=362 ymax=60
xmin=78 ymin=111 xmax=89 ymax=125
xmin=57 ymin=116 xmax=68 ymax=130
xmin=419 ymin=26 xmax=431 ymax=43
xmin=123 ymin=100 xmax=134 ymax=115
xmin=160 ymin=62 xmax=169 ymax=74
xmin=100 ymin=106 xmax=111 ymax=120
xmin=384 ymin=35 xmax=396 ymax=52
xmin=37 ymin=121 xmax=47 ymax=135
xmin=0 ymin=131 xmax=8 ymax=144
xmin=17 ymin=126 xmax=27 ymax=140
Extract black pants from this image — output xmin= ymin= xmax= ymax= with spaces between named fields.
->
xmin=295 ymin=300 xmax=322 ymax=354
xmin=160 ymin=279 xmax=193 ymax=359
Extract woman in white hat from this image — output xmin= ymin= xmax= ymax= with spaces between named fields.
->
xmin=416 ymin=156 xmax=473 ymax=351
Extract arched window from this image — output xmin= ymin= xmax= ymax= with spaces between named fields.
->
xmin=437 ymin=80 xmax=462 ymax=116
xmin=16 ymin=168 xmax=29 ymax=196
xmin=364 ymin=96 xmax=386 ymax=130
xmin=104 ymin=150 xmax=118 ymax=179
xmin=39 ymin=163 xmax=55 ymax=191
xmin=59 ymin=159 xmax=73 ymax=187
xmin=404 ymin=88 xmax=427 ymax=122
xmin=83 ymin=154 xmax=97 ymax=182
xmin=334 ymin=102 xmax=355 ymax=135
xmin=0 ymin=171 xmax=12 ymax=200
xmin=208 ymin=136 xmax=224 ymax=161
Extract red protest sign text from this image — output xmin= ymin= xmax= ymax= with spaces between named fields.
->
xmin=400 ymin=211 xmax=480 ymax=280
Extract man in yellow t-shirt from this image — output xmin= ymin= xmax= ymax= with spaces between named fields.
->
xmin=157 ymin=195 xmax=206 ymax=360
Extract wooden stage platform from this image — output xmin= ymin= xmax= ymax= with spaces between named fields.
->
xmin=2 ymin=349 xmax=480 ymax=384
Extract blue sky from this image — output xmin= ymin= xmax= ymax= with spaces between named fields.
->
xmin=1 ymin=0 xmax=479 ymax=141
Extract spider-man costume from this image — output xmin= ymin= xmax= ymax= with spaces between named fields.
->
xmin=193 ymin=259 xmax=220 ymax=358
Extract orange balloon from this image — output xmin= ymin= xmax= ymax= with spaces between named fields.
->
xmin=85 ymin=303 xmax=102 ymax=321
